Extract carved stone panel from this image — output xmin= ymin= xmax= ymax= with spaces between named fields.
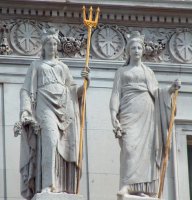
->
xmin=10 ymin=20 xmax=42 ymax=55
xmin=169 ymin=29 xmax=192 ymax=63
xmin=91 ymin=25 xmax=126 ymax=59
xmin=0 ymin=18 xmax=191 ymax=64
xmin=0 ymin=25 xmax=12 ymax=55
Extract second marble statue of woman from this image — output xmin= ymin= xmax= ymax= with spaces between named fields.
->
xmin=110 ymin=31 xmax=180 ymax=198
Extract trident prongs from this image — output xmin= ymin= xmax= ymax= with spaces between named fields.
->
xmin=89 ymin=6 xmax=93 ymax=21
xmin=82 ymin=6 xmax=86 ymax=22
xmin=82 ymin=6 xmax=100 ymax=28
xmin=94 ymin=7 xmax=100 ymax=25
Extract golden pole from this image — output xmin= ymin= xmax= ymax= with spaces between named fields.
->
xmin=158 ymin=89 xmax=179 ymax=199
xmin=76 ymin=6 xmax=100 ymax=194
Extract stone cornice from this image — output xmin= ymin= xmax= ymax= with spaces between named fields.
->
xmin=1 ymin=55 xmax=192 ymax=73
xmin=1 ymin=1 xmax=192 ymax=27
xmin=3 ymin=0 xmax=192 ymax=10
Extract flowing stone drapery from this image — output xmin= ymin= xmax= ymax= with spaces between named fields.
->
xmin=19 ymin=60 xmax=81 ymax=199
xmin=110 ymin=64 xmax=171 ymax=196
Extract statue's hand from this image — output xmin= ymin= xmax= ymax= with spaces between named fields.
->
xmin=81 ymin=67 xmax=90 ymax=87
xmin=111 ymin=111 xmax=120 ymax=128
xmin=111 ymin=111 xmax=123 ymax=138
xmin=21 ymin=111 xmax=32 ymax=125
xmin=112 ymin=118 xmax=121 ymax=129
xmin=112 ymin=118 xmax=123 ymax=138
xmin=169 ymin=79 xmax=181 ymax=94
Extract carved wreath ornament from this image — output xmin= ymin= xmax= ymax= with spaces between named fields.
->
xmin=143 ymin=41 xmax=165 ymax=62
xmin=59 ymin=36 xmax=83 ymax=57
xmin=0 ymin=25 xmax=12 ymax=55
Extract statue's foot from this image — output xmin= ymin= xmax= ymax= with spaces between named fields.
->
xmin=117 ymin=186 xmax=128 ymax=196
xmin=137 ymin=192 xmax=150 ymax=197
xmin=51 ymin=186 xmax=56 ymax=193
xmin=41 ymin=187 xmax=51 ymax=193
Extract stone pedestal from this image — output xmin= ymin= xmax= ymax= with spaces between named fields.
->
xmin=31 ymin=192 xmax=84 ymax=200
xmin=117 ymin=195 xmax=159 ymax=200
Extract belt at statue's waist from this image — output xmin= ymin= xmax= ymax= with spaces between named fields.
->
xmin=37 ymin=81 xmax=65 ymax=89
xmin=121 ymin=83 xmax=148 ymax=94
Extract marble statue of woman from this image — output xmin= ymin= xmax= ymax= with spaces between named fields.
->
xmin=17 ymin=28 xmax=89 ymax=199
xmin=110 ymin=31 xmax=180 ymax=198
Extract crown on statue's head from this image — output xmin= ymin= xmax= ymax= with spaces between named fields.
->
xmin=127 ymin=31 xmax=145 ymax=47
xmin=41 ymin=28 xmax=60 ymax=45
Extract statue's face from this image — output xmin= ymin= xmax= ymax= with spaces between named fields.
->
xmin=43 ymin=37 xmax=58 ymax=58
xmin=129 ymin=41 xmax=143 ymax=61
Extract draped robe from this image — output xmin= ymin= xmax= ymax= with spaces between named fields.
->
xmin=19 ymin=60 xmax=80 ymax=199
xmin=110 ymin=64 xmax=172 ymax=195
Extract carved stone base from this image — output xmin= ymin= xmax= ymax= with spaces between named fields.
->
xmin=117 ymin=194 xmax=159 ymax=200
xmin=31 ymin=192 xmax=84 ymax=200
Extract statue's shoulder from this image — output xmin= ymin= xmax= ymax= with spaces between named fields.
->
xmin=58 ymin=60 xmax=69 ymax=70
xmin=115 ymin=66 xmax=124 ymax=75
xmin=30 ymin=59 xmax=43 ymax=68
xmin=142 ymin=64 xmax=155 ymax=75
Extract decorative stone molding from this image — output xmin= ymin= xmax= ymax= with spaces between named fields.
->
xmin=91 ymin=25 xmax=172 ymax=62
xmin=8 ymin=20 xmax=87 ymax=57
xmin=1 ymin=4 xmax=192 ymax=27
xmin=1 ymin=18 xmax=192 ymax=64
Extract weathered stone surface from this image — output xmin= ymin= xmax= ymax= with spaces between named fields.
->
xmin=32 ymin=192 xmax=84 ymax=200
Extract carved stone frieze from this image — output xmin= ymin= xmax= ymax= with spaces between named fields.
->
xmin=91 ymin=25 xmax=173 ymax=62
xmin=1 ymin=19 xmax=192 ymax=64
xmin=141 ymin=28 xmax=172 ymax=62
xmin=51 ymin=23 xmax=87 ymax=58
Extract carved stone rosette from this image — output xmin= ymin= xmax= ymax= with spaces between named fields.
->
xmin=169 ymin=29 xmax=192 ymax=63
xmin=10 ymin=20 xmax=42 ymax=55
xmin=91 ymin=25 xmax=126 ymax=60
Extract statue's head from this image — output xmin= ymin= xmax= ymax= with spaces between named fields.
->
xmin=41 ymin=28 xmax=60 ymax=59
xmin=126 ymin=31 xmax=145 ymax=59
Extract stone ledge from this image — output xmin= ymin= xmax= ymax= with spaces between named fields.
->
xmin=117 ymin=194 xmax=159 ymax=200
xmin=31 ymin=192 xmax=84 ymax=200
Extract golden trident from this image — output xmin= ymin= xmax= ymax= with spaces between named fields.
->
xmin=76 ymin=6 xmax=100 ymax=194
